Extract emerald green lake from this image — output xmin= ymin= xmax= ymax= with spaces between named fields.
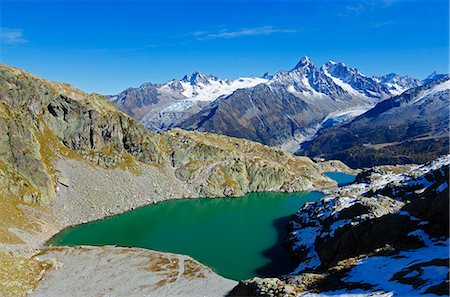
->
xmin=48 ymin=173 xmax=355 ymax=281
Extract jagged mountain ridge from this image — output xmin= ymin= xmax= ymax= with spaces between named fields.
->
xmin=178 ymin=57 xmax=423 ymax=149
xmin=111 ymin=71 xmax=268 ymax=132
xmin=111 ymin=57 xmax=424 ymax=150
xmin=299 ymin=76 xmax=450 ymax=168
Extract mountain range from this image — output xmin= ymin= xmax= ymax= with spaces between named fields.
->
xmin=299 ymin=75 xmax=450 ymax=167
xmin=111 ymin=57 xmax=426 ymax=151
xmin=111 ymin=57 xmax=447 ymax=167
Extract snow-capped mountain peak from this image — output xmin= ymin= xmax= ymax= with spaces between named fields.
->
xmin=423 ymin=71 xmax=448 ymax=84
xmin=168 ymin=73 xmax=266 ymax=101
xmin=293 ymin=56 xmax=315 ymax=70
xmin=262 ymin=72 xmax=273 ymax=79
xmin=181 ymin=71 xmax=222 ymax=86
xmin=375 ymin=73 xmax=423 ymax=95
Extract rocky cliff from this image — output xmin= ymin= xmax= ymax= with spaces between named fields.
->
xmin=0 ymin=63 xmax=351 ymax=296
xmin=230 ymin=155 xmax=449 ymax=296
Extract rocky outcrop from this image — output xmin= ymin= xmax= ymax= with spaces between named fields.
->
xmin=228 ymin=277 xmax=299 ymax=297
xmin=162 ymin=129 xmax=348 ymax=197
xmin=231 ymin=155 xmax=450 ymax=296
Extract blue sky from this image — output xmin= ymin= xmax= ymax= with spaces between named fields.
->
xmin=1 ymin=0 xmax=448 ymax=94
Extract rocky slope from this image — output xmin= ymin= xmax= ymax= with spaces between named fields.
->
xmin=230 ymin=155 xmax=449 ymax=296
xmin=0 ymin=63 xmax=351 ymax=296
xmin=112 ymin=57 xmax=422 ymax=151
xmin=299 ymin=76 xmax=450 ymax=168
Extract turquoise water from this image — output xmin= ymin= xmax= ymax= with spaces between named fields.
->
xmin=48 ymin=192 xmax=323 ymax=280
xmin=49 ymin=173 xmax=353 ymax=281
xmin=325 ymin=171 xmax=356 ymax=186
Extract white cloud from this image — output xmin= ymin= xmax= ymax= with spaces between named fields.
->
xmin=193 ymin=26 xmax=298 ymax=40
xmin=0 ymin=28 xmax=29 ymax=45
xmin=345 ymin=3 xmax=366 ymax=16
xmin=341 ymin=0 xmax=399 ymax=17
xmin=371 ymin=20 xmax=397 ymax=28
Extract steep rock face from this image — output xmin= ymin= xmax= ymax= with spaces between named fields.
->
xmin=0 ymin=64 xmax=164 ymax=206
xmin=299 ymin=76 xmax=450 ymax=168
xmin=109 ymin=82 xmax=159 ymax=120
xmin=231 ymin=155 xmax=450 ymax=296
xmin=323 ymin=61 xmax=393 ymax=98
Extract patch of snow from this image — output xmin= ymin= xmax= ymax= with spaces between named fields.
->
xmin=384 ymin=82 xmax=405 ymax=96
xmin=413 ymin=79 xmax=450 ymax=103
xmin=344 ymin=237 xmax=449 ymax=296
xmin=323 ymin=66 xmax=363 ymax=97
xmin=327 ymin=219 xmax=353 ymax=237
xmin=163 ymin=76 xmax=268 ymax=102
xmin=160 ymin=100 xmax=196 ymax=113
xmin=366 ymin=89 xmax=380 ymax=97
xmin=396 ymin=211 xmax=420 ymax=221
xmin=420 ymin=265 xmax=450 ymax=288
xmin=403 ymin=270 xmax=420 ymax=278
xmin=407 ymin=229 xmax=433 ymax=246
xmin=290 ymin=226 xmax=322 ymax=273
xmin=332 ymin=197 xmax=357 ymax=216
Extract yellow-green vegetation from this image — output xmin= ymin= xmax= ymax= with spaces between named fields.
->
xmin=0 ymin=197 xmax=29 ymax=244
xmin=182 ymin=259 xmax=206 ymax=279
xmin=0 ymin=252 xmax=52 ymax=297
xmin=145 ymin=256 xmax=179 ymax=289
